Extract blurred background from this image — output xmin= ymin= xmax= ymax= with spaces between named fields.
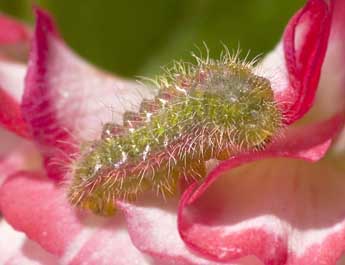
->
xmin=0 ymin=0 xmax=304 ymax=77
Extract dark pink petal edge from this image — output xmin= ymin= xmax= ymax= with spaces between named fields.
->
xmin=22 ymin=9 xmax=79 ymax=180
xmin=178 ymin=112 xmax=345 ymax=264
xmin=278 ymin=0 xmax=332 ymax=125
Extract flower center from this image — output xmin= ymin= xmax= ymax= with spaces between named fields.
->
xmin=68 ymin=53 xmax=282 ymax=216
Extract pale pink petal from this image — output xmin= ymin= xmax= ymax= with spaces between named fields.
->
xmin=177 ymin=113 xmax=345 ymax=265
xmin=0 ymin=173 xmax=155 ymax=265
xmin=66 ymin=218 xmax=152 ymax=265
xmin=22 ymin=9 xmax=153 ymax=180
xmin=313 ymin=0 xmax=345 ymax=120
xmin=0 ymin=128 xmax=41 ymax=191
xmin=0 ymin=101 xmax=41 ymax=188
xmin=0 ymin=220 xmax=58 ymax=265
xmin=0 ymin=129 xmax=25 ymax=186
xmin=0 ymin=60 xmax=26 ymax=102
xmin=0 ymin=59 xmax=29 ymax=137
xmin=119 ymin=200 xmax=265 ymax=265
xmin=259 ymin=0 xmax=332 ymax=124
xmin=0 ymin=14 xmax=31 ymax=61
xmin=0 ymin=15 xmax=31 ymax=136
xmin=179 ymin=158 xmax=345 ymax=265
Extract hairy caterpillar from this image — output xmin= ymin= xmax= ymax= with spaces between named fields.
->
xmin=68 ymin=51 xmax=282 ymax=216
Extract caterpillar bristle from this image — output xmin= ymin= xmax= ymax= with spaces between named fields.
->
xmin=101 ymin=123 xmax=125 ymax=139
xmin=123 ymin=111 xmax=144 ymax=129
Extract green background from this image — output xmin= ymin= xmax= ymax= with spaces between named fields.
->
xmin=0 ymin=0 xmax=304 ymax=77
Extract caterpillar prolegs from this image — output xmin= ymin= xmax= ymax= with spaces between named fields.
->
xmin=68 ymin=52 xmax=282 ymax=216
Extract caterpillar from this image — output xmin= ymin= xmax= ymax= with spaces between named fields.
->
xmin=67 ymin=50 xmax=282 ymax=216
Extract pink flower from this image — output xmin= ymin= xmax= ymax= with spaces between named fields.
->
xmin=0 ymin=1 xmax=345 ymax=264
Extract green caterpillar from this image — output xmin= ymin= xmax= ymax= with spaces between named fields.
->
xmin=68 ymin=52 xmax=282 ymax=216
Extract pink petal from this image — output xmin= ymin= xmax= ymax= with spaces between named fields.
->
xmin=177 ymin=113 xmax=345 ymax=264
xmin=0 ymin=15 xmax=31 ymax=137
xmin=259 ymin=0 xmax=332 ymax=125
xmin=22 ymin=9 xmax=152 ymax=180
xmin=0 ymin=59 xmax=29 ymax=137
xmin=314 ymin=0 xmax=345 ymax=119
xmin=0 ymin=172 xmax=154 ymax=265
xmin=0 ymin=14 xmax=31 ymax=61
xmin=0 ymin=60 xmax=26 ymax=102
xmin=0 ymin=172 xmax=82 ymax=256
xmin=0 ymin=220 xmax=58 ymax=265
xmin=0 ymin=14 xmax=30 ymax=45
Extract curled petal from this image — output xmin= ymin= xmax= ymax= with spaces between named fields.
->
xmin=178 ymin=113 xmax=345 ymax=264
xmin=259 ymin=0 xmax=332 ymax=124
xmin=22 ymin=9 xmax=153 ymax=180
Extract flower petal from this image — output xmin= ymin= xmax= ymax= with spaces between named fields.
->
xmin=0 ymin=15 xmax=31 ymax=137
xmin=259 ymin=0 xmax=332 ymax=124
xmin=119 ymin=200 xmax=265 ymax=265
xmin=0 ymin=172 xmax=154 ymax=265
xmin=0 ymin=220 xmax=58 ymax=265
xmin=0 ymin=14 xmax=31 ymax=61
xmin=179 ymin=158 xmax=345 ymax=265
xmin=312 ymin=0 xmax=345 ymax=119
xmin=0 ymin=128 xmax=41 ymax=194
xmin=0 ymin=14 xmax=30 ymax=45
xmin=176 ymin=112 xmax=345 ymax=265
xmin=0 ymin=59 xmax=29 ymax=137
xmin=22 ymin=8 xmax=153 ymax=180
xmin=66 ymin=219 xmax=152 ymax=265
xmin=0 ymin=173 xmax=83 ymax=256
